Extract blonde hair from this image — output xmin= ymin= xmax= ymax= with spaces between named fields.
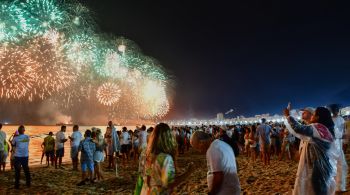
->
xmin=146 ymin=123 xmax=177 ymax=163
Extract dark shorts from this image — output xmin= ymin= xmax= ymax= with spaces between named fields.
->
xmin=70 ymin=146 xmax=79 ymax=159
xmin=45 ymin=151 xmax=55 ymax=159
xmin=0 ymin=151 xmax=5 ymax=163
xmin=121 ymin=145 xmax=128 ymax=153
xmin=56 ymin=148 xmax=64 ymax=157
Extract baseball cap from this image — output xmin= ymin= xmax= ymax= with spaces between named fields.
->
xmin=301 ymin=107 xmax=315 ymax=114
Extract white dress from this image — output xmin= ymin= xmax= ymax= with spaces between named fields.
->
xmin=333 ymin=116 xmax=348 ymax=191
xmin=285 ymin=117 xmax=337 ymax=195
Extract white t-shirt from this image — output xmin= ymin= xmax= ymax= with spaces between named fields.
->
xmin=333 ymin=116 xmax=345 ymax=139
xmin=70 ymin=131 xmax=82 ymax=147
xmin=0 ymin=130 xmax=6 ymax=151
xmin=12 ymin=134 xmax=30 ymax=157
xmin=206 ymin=139 xmax=240 ymax=195
xmin=55 ymin=131 xmax=66 ymax=149
xmin=121 ymin=132 xmax=130 ymax=145
xmin=138 ymin=131 xmax=148 ymax=149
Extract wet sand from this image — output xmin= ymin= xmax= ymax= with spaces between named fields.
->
xmin=0 ymin=150 xmax=350 ymax=194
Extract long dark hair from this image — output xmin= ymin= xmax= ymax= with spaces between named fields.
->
xmin=315 ymin=107 xmax=335 ymax=137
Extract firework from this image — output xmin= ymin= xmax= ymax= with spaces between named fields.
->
xmin=19 ymin=0 xmax=67 ymax=37
xmin=0 ymin=2 xmax=28 ymax=43
xmin=26 ymin=37 xmax=77 ymax=99
xmin=139 ymin=80 xmax=170 ymax=118
xmin=0 ymin=45 xmax=38 ymax=100
xmin=64 ymin=33 xmax=99 ymax=71
xmin=96 ymin=82 xmax=122 ymax=106
xmin=0 ymin=0 xmax=171 ymax=120
xmin=64 ymin=3 xmax=96 ymax=34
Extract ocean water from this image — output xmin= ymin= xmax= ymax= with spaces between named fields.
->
xmin=1 ymin=125 xmax=142 ymax=169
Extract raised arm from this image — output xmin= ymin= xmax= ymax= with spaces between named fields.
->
xmin=286 ymin=116 xmax=313 ymax=137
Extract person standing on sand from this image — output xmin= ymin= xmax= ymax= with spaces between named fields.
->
xmin=191 ymin=130 xmax=241 ymax=195
xmin=93 ymin=129 xmax=105 ymax=182
xmin=284 ymin=105 xmax=337 ymax=195
xmin=0 ymin=123 xmax=6 ymax=172
xmin=328 ymin=104 xmax=348 ymax=192
xmin=1 ymin=139 xmax=10 ymax=171
xmin=108 ymin=121 xmax=120 ymax=171
xmin=42 ymin=132 xmax=55 ymax=167
xmin=139 ymin=123 xmax=195 ymax=195
xmin=296 ymin=107 xmax=314 ymax=160
xmin=256 ymin=118 xmax=272 ymax=166
xmin=120 ymin=127 xmax=130 ymax=166
xmin=55 ymin=125 xmax=68 ymax=169
xmin=69 ymin=125 xmax=82 ymax=171
xmin=12 ymin=125 xmax=31 ymax=189
xmin=138 ymin=125 xmax=148 ymax=175
xmin=77 ymin=130 xmax=96 ymax=186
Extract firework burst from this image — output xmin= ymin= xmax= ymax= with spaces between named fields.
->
xmin=96 ymin=82 xmax=122 ymax=106
xmin=19 ymin=0 xmax=67 ymax=36
xmin=0 ymin=45 xmax=38 ymax=100
xmin=0 ymin=2 xmax=28 ymax=43
xmin=27 ymin=37 xmax=77 ymax=99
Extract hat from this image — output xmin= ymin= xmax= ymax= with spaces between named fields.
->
xmin=301 ymin=107 xmax=315 ymax=114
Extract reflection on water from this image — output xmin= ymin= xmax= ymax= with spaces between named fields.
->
xmin=2 ymin=125 xmax=140 ymax=169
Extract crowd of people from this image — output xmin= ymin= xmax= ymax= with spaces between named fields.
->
xmin=0 ymin=103 xmax=349 ymax=194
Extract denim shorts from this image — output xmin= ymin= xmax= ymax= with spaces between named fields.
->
xmin=81 ymin=161 xmax=94 ymax=172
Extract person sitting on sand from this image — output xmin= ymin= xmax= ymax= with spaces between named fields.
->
xmin=284 ymin=105 xmax=337 ymax=195
xmin=42 ymin=132 xmax=55 ymax=167
xmin=191 ymin=131 xmax=241 ymax=195
xmin=77 ymin=130 xmax=96 ymax=186
xmin=139 ymin=123 xmax=195 ymax=195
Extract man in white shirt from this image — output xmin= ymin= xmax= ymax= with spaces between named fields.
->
xmin=191 ymin=131 xmax=241 ymax=195
xmin=69 ymin=125 xmax=82 ymax=171
xmin=120 ymin=127 xmax=130 ymax=165
xmin=55 ymin=125 xmax=68 ymax=169
xmin=328 ymin=104 xmax=348 ymax=192
xmin=12 ymin=125 xmax=30 ymax=189
xmin=0 ymin=123 xmax=6 ymax=171
xmin=138 ymin=125 xmax=147 ymax=152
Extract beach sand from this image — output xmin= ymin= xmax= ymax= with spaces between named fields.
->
xmin=1 ymin=149 xmax=350 ymax=194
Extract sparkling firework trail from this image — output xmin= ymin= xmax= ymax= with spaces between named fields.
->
xmin=0 ymin=2 xmax=28 ymax=43
xmin=96 ymin=82 xmax=122 ymax=106
xmin=19 ymin=0 xmax=67 ymax=36
xmin=27 ymin=37 xmax=77 ymax=99
xmin=0 ymin=45 xmax=38 ymax=100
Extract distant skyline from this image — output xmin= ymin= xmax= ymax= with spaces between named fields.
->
xmin=85 ymin=0 xmax=350 ymax=119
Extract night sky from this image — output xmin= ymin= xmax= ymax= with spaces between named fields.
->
xmin=85 ymin=0 xmax=350 ymax=119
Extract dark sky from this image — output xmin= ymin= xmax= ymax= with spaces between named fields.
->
xmin=84 ymin=0 xmax=350 ymax=119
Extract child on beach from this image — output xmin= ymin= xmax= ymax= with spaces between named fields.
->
xmin=77 ymin=130 xmax=96 ymax=186
xmin=43 ymin=132 xmax=55 ymax=167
